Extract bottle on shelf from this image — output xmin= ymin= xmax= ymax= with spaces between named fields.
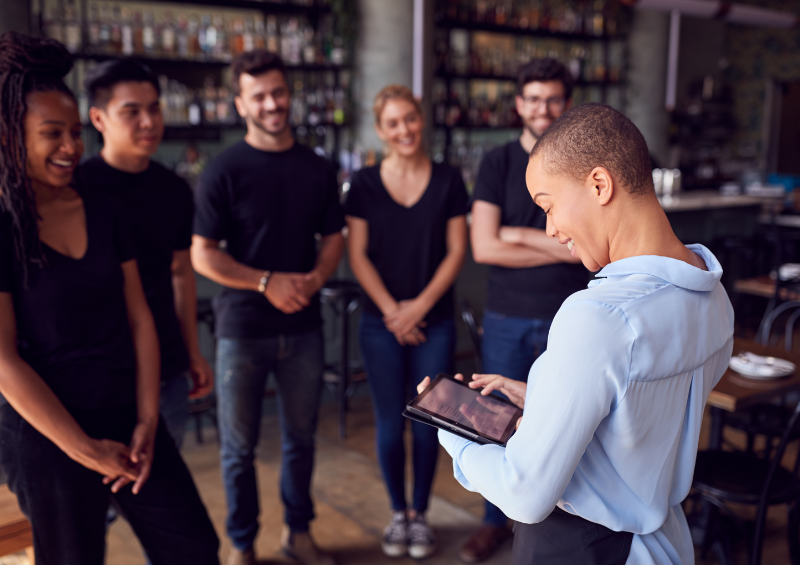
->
xmin=43 ymin=4 xmax=65 ymax=45
xmin=162 ymin=11 xmax=177 ymax=58
xmin=188 ymin=15 xmax=200 ymax=59
xmin=63 ymin=0 xmax=81 ymax=54
xmin=143 ymin=11 xmax=156 ymax=56
xmin=87 ymin=3 xmax=102 ymax=52
xmin=109 ymin=5 xmax=122 ymax=55
xmin=120 ymin=8 xmax=134 ymax=56
xmin=132 ymin=11 xmax=144 ymax=56
xmin=98 ymin=3 xmax=112 ymax=52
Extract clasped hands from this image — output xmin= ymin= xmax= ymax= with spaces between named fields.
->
xmin=417 ymin=373 xmax=527 ymax=434
xmin=77 ymin=419 xmax=157 ymax=496
xmin=263 ymin=270 xmax=324 ymax=314
xmin=383 ymin=299 xmax=427 ymax=346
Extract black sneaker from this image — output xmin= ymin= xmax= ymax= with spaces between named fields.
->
xmin=382 ymin=511 xmax=408 ymax=557
xmin=407 ymin=515 xmax=436 ymax=559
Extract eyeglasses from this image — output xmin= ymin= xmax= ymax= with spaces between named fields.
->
xmin=522 ymin=96 xmax=566 ymax=110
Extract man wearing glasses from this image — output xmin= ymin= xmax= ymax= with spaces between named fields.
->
xmin=462 ymin=58 xmax=589 ymax=563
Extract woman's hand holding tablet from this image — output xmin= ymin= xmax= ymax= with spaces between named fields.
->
xmin=408 ymin=374 xmax=525 ymax=446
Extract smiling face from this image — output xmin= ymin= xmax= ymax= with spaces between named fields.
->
xmin=24 ymin=90 xmax=84 ymax=190
xmin=91 ymin=81 xmax=163 ymax=158
xmin=375 ymin=98 xmax=425 ymax=158
xmin=235 ymin=69 xmax=291 ymax=137
xmin=515 ymin=80 xmax=570 ymax=140
xmin=527 ymin=154 xmax=615 ymax=272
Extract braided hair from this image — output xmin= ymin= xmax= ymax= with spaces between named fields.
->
xmin=0 ymin=32 xmax=75 ymax=281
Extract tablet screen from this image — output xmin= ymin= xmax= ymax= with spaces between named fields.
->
xmin=413 ymin=377 xmax=521 ymax=442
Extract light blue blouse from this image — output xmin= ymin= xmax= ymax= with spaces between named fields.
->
xmin=439 ymin=244 xmax=734 ymax=564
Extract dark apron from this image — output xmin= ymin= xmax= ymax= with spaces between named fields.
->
xmin=511 ymin=507 xmax=634 ymax=565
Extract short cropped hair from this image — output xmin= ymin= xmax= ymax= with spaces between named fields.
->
xmin=530 ymin=103 xmax=654 ymax=197
xmin=231 ymin=50 xmax=286 ymax=94
xmin=373 ymin=84 xmax=423 ymax=125
xmin=517 ymin=58 xmax=574 ymax=100
xmin=84 ymin=59 xmax=159 ymax=109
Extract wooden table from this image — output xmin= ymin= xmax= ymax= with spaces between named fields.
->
xmin=707 ymin=338 xmax=800 ymax=448
xmin=709 ymin=338 xmax=800 ymax=412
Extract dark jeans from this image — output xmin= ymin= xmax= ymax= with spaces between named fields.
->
xmin=0 ymin=404 xmax=219 ymax=565
xmin=217 ymin=329 xmax=324 ymax=550
xmin=481 ymin=310 xmax=551 ymax=528
xmin=359 ymin=311 xmax=456 ymax=514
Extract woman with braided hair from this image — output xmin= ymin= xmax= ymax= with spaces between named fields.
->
xmin=0 ymin=32 xmax=219 ymax=565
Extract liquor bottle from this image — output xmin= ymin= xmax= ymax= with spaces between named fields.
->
xmin=266 ymin=16 xmax=279 ymax=53
xmin=302 ymin=25 xmax=315 ymax=64
xmin=188 ymin=15 xmax=200 ymax=59
xmin=495 ymin=1 xmax=508 ymax=25
xmin=132 ymin=11 xmax=144 ymax=55
xmin=243 ymin=18 xmax=255 ymax=53
xmin=201 ymin=15 xmax=216 ymax=60
xmin=528 ymin=0 xmax=541 ymax=29
xmin=162 ymin=12 xmax=177 ymax=58
xmin=87 ymin=3 xmax=101 ymax=51
xmin=176 ymin=14 xmax=189 ymax=58
xmin=158 ymin=75 xmax=170 ymax=123
xmin=43 ymin=4 xmax=64 ymax=44
xmin=99 ymin=3 xmax=111 ymax=53
xmin=110 ymin=5 xmax=122 ymax=55
xmin=216 ymin=87 xmax=232 ymax=123
xmin=474 ymin=0 xmax=488 ymax=23
xmin=143 ymin=11 xmax=156 ymax=56
xmin=213 ymin=16 xmax=227 ymax=60
xmin=203 ymin=84 xmax=217 ymax=124
xmin=253 ymin=17 xmax=266 ymax=50
xmin=334 ymin=86 xmax=345 ymax=125
xmin=121 ymin=8 xmax=134 ymax=56
xmin=188 ymin=89 xmax=202 ymax=126
xmin=63 ymin=0 xmax=81 ymax=53
xmin=592 ymin=0 xmax=604 ymax=36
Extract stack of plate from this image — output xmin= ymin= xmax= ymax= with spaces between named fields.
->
xmin=729 ymin=352 xmax=796 ymax=379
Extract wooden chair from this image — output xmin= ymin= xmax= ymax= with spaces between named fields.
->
xmin=0 ymin=484 xmax=33 ymax=563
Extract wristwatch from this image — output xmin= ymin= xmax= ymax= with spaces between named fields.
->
xmin=257 ymin=271 xmax=272 ymax=294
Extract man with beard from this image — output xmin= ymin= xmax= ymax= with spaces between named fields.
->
xmin=460 ymin=58 xmax=589 ymax=563
xmin=191 ymin=51 xmax=345 ymax=565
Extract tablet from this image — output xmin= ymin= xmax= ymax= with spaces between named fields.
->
xmin=404 ymin=373 xmax=523 ymax=446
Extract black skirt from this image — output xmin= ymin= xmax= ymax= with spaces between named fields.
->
xmin=511 ymin=507 xmax=633 ymax=565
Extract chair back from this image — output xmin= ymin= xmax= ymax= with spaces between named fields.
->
xmin=460 ymin=299 xmax=483 ymax=373
xmin=757 ymin=300 xmax=800 ymax=349
xmin=751 ymin=400 xmax=800 ymax=565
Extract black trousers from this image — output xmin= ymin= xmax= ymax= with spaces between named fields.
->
xmin=0 ymin=404 xmax=220 ymax=565
xmin=511 ymin=507 xmax=633 ymax=565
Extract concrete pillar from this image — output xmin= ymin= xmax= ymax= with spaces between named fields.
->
xmin=354 ymin=0 xmax=414 ymax=151
xmin=626 ymin=9 xmax=671 ymax=167
xmin=0 ymin=0 xmax=31 ymax=35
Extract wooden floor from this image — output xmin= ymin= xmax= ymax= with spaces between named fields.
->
xmin=2 ymin=394 xmax=796 ymax=564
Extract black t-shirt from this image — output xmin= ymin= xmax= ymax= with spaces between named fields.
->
xmin=472 ymin=141 xmax=589 ymax=320
xmin=79 ymin=156 xmax=192 ymax=380
xmin=0 ymin=188 xmax=137 ymax=411
xmin=344 ymin=163 xmax=469 ymax=324
xmin=194 ymin=140 xmax=345 ymax=338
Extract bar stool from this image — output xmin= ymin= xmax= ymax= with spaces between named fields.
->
xmin=189 ymin=297 xmax=218 ymax=444
xmin=320 ymin=280 xmax=365 ymax=440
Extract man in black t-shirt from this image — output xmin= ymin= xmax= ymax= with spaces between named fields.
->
xmin=461 ymin=59 xmax=589 ymax=563
xmin=192 ymin=51 xmax=344 ymax=565
xmin=81 ymin=60 xmax=213 ymax=451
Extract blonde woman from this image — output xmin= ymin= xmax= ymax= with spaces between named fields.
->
xmin=345 ymin=85 xmax=468 ymax=559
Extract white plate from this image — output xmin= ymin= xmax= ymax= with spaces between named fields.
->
xmin=729 ymin=352 xmax=796 ymax=379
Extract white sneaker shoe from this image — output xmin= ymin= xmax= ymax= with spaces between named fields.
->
xmin=407 ymin=515 xmax=436 ymax=559
xmin=381 ymin=511 xmax=408 ymax=557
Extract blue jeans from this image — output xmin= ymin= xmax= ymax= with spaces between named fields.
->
xmin=359 ymin=311 xmax=456 ymax=514
xmin=160 ymin=373 xmax=190 ymax=450
xmin=481 ymin=310 xmax=551 ymax=527
xmin=217 ymin=329 xmax=324 ymax=550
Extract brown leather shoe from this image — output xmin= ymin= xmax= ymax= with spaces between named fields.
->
xmin=226 ymin=547 xmax=256 ymax=565
xmin=280 ymin=525 xmax=336 ymax=565
xmin=458 ymin=524 xmax=513 ymax=563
